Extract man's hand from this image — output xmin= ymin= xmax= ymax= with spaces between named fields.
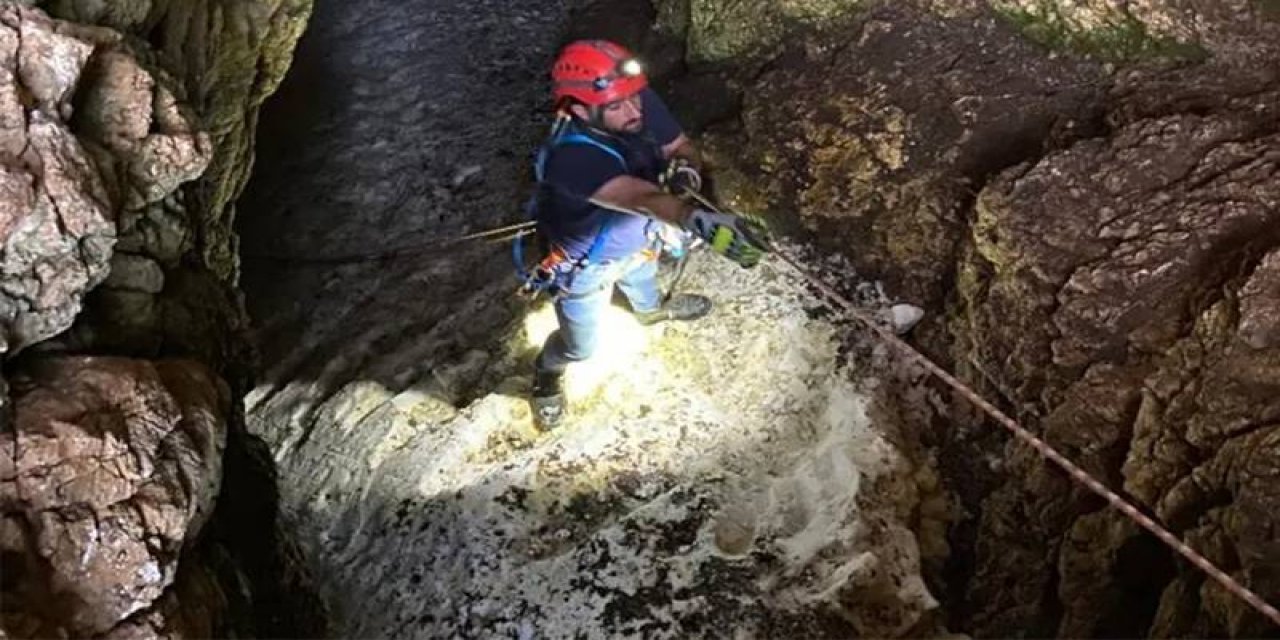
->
xmin=661 ymin=158 xmax=702 ymax=195
xmin=685 ymin=209 xmax=771 ymax=268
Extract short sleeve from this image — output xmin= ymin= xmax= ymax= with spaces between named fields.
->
xmin=542 ymin=143 xmax=629 ymax=201
xmin=640 ymin=87 xmax=683 ymax=147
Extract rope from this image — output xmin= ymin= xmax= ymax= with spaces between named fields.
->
xmin=241 ymin=223 xmax=537 ymax=265
xmin=670 ymin=184 xmax=1280 ymax=626
xmin=244 ymin=182 xmax=1280 ymax=624
xmin=766 ymin=247 xmax=1280 ymax=629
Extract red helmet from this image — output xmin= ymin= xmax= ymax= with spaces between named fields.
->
xmin=551 ymin=40 xmax=648 ymax=107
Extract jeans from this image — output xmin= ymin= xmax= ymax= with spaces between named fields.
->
xmin=535 ymin=255 xmax=660 ymax=376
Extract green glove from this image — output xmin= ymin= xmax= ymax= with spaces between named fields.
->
xmin=686 ymin=209 xmax=771 ymax=268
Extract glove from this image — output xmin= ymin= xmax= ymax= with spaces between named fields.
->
xmin=650 ymin=221 xmax=699 ymax=258
xmin=685 ymin=208 xmax=771 ymax=268
xmin=661 ymin=158 xmax=703 ymax=196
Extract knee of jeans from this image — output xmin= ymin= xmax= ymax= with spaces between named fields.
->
xmin=539 ymin=329 xmax=595 ymax=366
xmin=561 ymin=331 xmax=598 ymax=361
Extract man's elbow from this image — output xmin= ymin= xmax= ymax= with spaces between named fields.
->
xmin=663 ymin=134 xmax=694 ymax=161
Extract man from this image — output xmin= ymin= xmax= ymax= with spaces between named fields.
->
xmin=527 ymin=39 xmax=768 ymax=430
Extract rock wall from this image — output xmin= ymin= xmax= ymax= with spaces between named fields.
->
xmin=0 ymin=0 xmax=313 ymax=637
xmin=0 ymin=6 xmax=209 ymax=359
xmin=29 ymin=0 xmax=312 ymax=364
xmin=1 ymin=357 xmax=228 ymax=638
xmin=958 ymin=62 xmax=1280 ymax=638
xmin=651 ymin=0 xmax=1280 ymax=635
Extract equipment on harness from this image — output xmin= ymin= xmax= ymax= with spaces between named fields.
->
xmin=552 ymin=40 xmax=647 ymax=108
xmin=660 ymin=158 xmax=702 ymax=196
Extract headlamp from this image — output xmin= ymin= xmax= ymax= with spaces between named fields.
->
xmin=592 ymin=58 xmax=645 ymax=91
xmin=619 ymin=59 xmax=643 ymax=77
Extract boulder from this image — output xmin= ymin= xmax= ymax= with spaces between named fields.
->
xmin=0 ymin=356 xmax=229 ymax=638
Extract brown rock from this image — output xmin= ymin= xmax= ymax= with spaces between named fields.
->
xmin=720 ymin=3 xmax=1104 ymax=308
xmin=0 ymin=6 xmax=212 ymax=356
xmin=960 ymin=68 xmax=1280 ymax=635
xmin=29 ymin=0 xmax=308 ymax=362
xmin=684 ymin=1 xmax=1280 ymax=634
xmin=1238 ymin=249 xmax=1280 ymax=350
xmin=0 ymin=356 xmax=229 ymax=638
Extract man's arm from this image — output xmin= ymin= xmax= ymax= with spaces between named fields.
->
xmin=594 ymin=172 xmax=770 ymax=269
xmin=662 ymin=134 xmax=700 ymax=166
xmin=592 ymin=174 xmax=693 ymax=226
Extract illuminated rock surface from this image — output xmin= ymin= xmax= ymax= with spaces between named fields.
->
xmin=246 ymin=246 xmax=948 ymax=638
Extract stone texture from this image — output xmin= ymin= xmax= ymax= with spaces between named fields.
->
xmin=659 ymin=0 xmax=1280 ymax=636
xmin=38 ymin=0 xmax=313 ymax=282
xmin=0 ymin=356 xmax=229 ymax=638
xmin=990 ymin=0 xmax=1280 ymax=64
xmin=0 ymin=0 xmax=320 ymax=638
xmin=246 ymin=250 xmax=949 ymax=639
xmin=103 ymin=252 xmax=166 ymax=293
xmin=958 ymin=69 xmax=1280 ymax=637
xmin=0 ymin=6 xmax=112 ymax=354
xmin=701 ymin=1 xmax=1105 ymax=345
xmin=654 ymin=0 xmax=864 ymax=65
xmin=0 ymin=5 xmax=213 ymax=358
xmin=3 ymin=0 xmax=311 ymax=367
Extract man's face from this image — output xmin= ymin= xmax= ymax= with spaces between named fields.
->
xmin=592 ymin=94 xmax=643 ymax=134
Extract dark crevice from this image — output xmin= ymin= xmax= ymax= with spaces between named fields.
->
xmin=1097 ymin=534 xmax=1177 ymax=637
xmin=204 ymin=397 xmax=330 ymax=638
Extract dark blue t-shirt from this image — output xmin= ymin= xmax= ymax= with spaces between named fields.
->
xmin=536 ymin=88 xmax=683 ymax=262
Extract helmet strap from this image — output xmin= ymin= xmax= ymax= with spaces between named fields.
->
xmin=586 ymin=105 xmax=606 ymax=129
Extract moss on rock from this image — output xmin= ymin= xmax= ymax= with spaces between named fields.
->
xmin=656 ymin=0 xmax=865 ymax=65
xmin=990 ymin=0 xmax=1208 ymax=61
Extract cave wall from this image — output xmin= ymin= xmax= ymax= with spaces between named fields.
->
xmin=645 ymin=0 xmax=1280 ymax=635
xmin=958 ymin=62 xmax=1280 ymax=637
xmin=0 ymin=0 xmax=313 ymax=636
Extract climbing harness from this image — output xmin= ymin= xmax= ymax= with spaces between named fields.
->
xmin=514 ymin=116 xmax=625 ymax=299
xmin=515 ymin=115 xmax=679 ymax=301
xmin=672 ymin=185 xmax=1280 ymax=629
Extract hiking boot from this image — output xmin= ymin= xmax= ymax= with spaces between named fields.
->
xmin=636 ymin=293 xmax=713 ymax=326
xmin=531 ymin=371 xmax=565 ymax=430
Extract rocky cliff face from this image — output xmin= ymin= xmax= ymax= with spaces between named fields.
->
xmin=959 ymin=61 xmax=1280 ymax=639
xmin=0 ymin=1 xmax=312 ymax=637
xmin=651 ymin=0 xmax=1280 ymax=635
xmin=8 ymin=0 xmax=1278 ymax=636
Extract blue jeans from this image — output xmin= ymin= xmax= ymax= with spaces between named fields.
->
xmin=535 ymin=256 xmax=661 ymax=376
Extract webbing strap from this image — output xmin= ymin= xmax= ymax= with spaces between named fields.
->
xmin=533 ymin=131 xmax=627 ymax=183
xmin=527 ymin=126 xmax=630 ymax=272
